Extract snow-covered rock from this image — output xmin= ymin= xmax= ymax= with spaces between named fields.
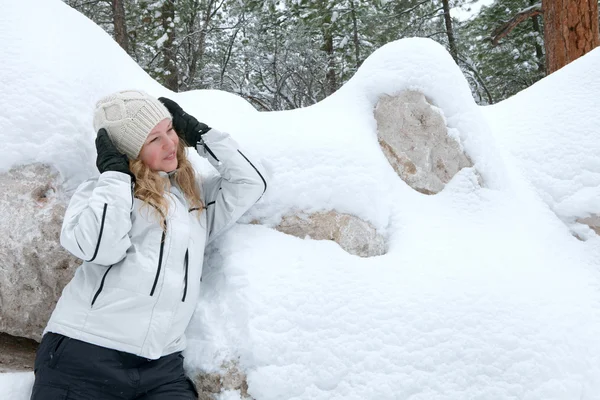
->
xmin=375 ymin=91 xmax=473 ymax=194
xmin=0 ymin=164 xmax=79 ymax=341
xmin=578 ymin=215 xmax=600 ymax=235
xmin=192 ymin=361 xmax=249 ymax=400
xmin=274 ymin=211 xmax=385 ymax=257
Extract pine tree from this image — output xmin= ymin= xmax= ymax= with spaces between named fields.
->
xmin=462 ymin=0 xmax=546 ymax=103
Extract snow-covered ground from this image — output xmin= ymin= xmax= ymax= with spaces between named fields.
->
xmin=2 ymin=0 xmax=600 ymax=399
xmin=483 ymin=49 xmax=600 ymax=240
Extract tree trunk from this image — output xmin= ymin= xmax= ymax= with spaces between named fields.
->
xmin=186 ymin=29 xmax=206 ymax=89
xmin=161 ymin=0 xmax=179 ymax=91
xmin=441 ymin=0 xmax=458 ymax=62
xmin=323 ymin=28 xmax=336 ymax=96
xmin=272 ymin=25 xmax=280 ymax=110
xmin=187 ymin=5 xmax=209 ymax=89
xmin=349 ymin=0 xmax=361 ymax=70
xmin=543 ymin=0 xmax=599 ymax=74
xmin=111 ymin=0 xmax=129 ymax=53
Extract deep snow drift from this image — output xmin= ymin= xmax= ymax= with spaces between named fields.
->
xmin=483 ymin=49 xmax=600 ymax=240
xmin=1 ymin=0 xmax=600 ymax=399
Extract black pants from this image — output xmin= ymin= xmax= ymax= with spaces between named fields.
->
xmin=31 ymin=333 xmax=198 ymax=400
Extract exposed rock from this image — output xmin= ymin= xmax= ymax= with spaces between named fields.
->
xmin=274 ymin=211 xmax=385 ymax=257
xmin=0 ymin=163 xmax=79 ymax=341
xmin=375 ymin=91 xmax=473 ymax=194
xmin=577 ymin=215 xmax=600 ymax=235
xmin=0 ymin=333 xmax=38 ymax=373
xmin=192 ymin=361 xmax=251 ymax=400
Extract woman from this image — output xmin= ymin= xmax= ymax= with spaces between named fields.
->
xmin=31 ymin=90 xmax=267 ymax=399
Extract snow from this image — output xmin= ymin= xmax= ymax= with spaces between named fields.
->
xmin=156 ymin=32 xmax=168 ymax=48
xmin=0 ymin=373 xmax=33 ymax=400
xmin=452 ymin=0 xmax=495 ymax=21
xmin=2 ymin=0 xmax=600 ymax=399
xmin=483 ymin=47 xmax=600 ymax=238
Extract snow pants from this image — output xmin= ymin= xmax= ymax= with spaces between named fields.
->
xmin=30 ymin=332 xmax=198 ymax=400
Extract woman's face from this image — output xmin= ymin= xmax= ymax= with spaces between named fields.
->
xmin=139 ymin=118 xmax=179 ymax=172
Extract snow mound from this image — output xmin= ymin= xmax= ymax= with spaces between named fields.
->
xmin=2 ymin=0 xmax=600 ymax=399
xmin=483 ymin=48 xmax=600 ymax=235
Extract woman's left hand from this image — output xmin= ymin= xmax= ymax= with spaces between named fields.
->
xmin=158 ymin=97 xmax=211 ymax=147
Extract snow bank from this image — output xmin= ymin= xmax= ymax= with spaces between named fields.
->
xmin=483 ymin=48 xmax=600 ymax=237
xmin=2 ymin=0 xmax=600 ymax=399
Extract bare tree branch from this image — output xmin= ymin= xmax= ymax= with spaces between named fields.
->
xmin=491 ymin=4 xmax=543 ymax=46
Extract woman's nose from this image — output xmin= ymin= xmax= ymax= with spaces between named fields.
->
xmin=163 ymin=135 xmax=176 ymax=149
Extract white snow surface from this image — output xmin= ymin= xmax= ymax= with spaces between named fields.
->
xmin=0 ymin=373 xmax=33 ymax=400
xmin=483 ymin=48 xmax=600 ymax=239
xmin=2 ymin=0 xmax=600 ymax=399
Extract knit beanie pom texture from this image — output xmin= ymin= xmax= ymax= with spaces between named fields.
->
xmin=93 ymin=90 xmax=172 ymax=160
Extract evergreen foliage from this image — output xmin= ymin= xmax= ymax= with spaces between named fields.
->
xmin=63 ymin=0 xmax=600 ymax=109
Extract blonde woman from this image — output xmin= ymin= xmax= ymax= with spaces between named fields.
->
xmin=30 ymin=90 xmax=267 ymax=399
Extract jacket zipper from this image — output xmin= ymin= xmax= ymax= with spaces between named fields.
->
xmin=182 ymin=250 xmax=189 ymax=302
xmin=91 ymin=265 xmax=114 ymax=306
xmin=150 ymin=229 xmax=167 ymax=296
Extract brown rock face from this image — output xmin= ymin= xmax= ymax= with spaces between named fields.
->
xmin=0 ymin=164 xmax=79 ymax=341
xmin=192 ymin=361 xmax=251 ymax=400
xmin=0 ymin=333 xmax=39 ymax=372
xmin=275 ymin=211 xmax=385 ymax=257
xmin=375 ymin=91 xmax=473 ymax=194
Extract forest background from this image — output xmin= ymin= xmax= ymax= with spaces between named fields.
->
xmin=64 ymin=0 xmax=600 ymax=110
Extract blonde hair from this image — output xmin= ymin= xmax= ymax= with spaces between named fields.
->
xmin=130 ymin=141 xmax=203 ymax=230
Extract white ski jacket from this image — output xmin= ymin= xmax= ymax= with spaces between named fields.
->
xmin=44 ymin=129 xmax=267 ymax=359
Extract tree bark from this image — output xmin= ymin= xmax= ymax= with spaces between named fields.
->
xmin=349 ymin=0 xmax=361 ymax=70
xmin=543 ymin=0 xmax=599 ymax=74
xmin=111 ymin=0 xmax=129 ymax=53
xmin=161 ymin=0 xmax=179 ymax=91
xmin=441 ymin=0 xmax=458 ymax=62
xmin=323 ymin=28 xmax=336 ymax=96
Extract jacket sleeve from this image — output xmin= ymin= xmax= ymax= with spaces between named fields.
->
xmin=198 ymin=128 xmax=267 ymax=243
xmin=60 ymin=171 xmax=133 ymax=266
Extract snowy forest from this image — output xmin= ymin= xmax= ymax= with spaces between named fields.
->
xmin=64 ymin=0 xmax=600 ymax=110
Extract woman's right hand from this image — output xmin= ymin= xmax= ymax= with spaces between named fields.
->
xmin=95 ymin=129 xmax=135 ymax=182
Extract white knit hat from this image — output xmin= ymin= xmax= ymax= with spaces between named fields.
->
xmin=93 ymin=90 xmax=172 ymax=159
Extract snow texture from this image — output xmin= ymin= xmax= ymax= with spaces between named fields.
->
xmin=1 ymin=0 xmax=600 ymax=399
xmin=483 ymin=48 xmax=600 ymax=238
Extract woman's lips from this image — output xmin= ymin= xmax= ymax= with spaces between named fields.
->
xmin=165 ymin=151 xmax=176 ymax=160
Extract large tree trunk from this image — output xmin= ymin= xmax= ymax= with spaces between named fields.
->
xmin=111 ymin=0 xmax=129 ymax=53
xmin=162 ymin=0 xmax=179 ymax=91
xmin=543 ymin=0 xmax=599 ymax=74
xmin=441 ymin=0 xmax=458 ymax=63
